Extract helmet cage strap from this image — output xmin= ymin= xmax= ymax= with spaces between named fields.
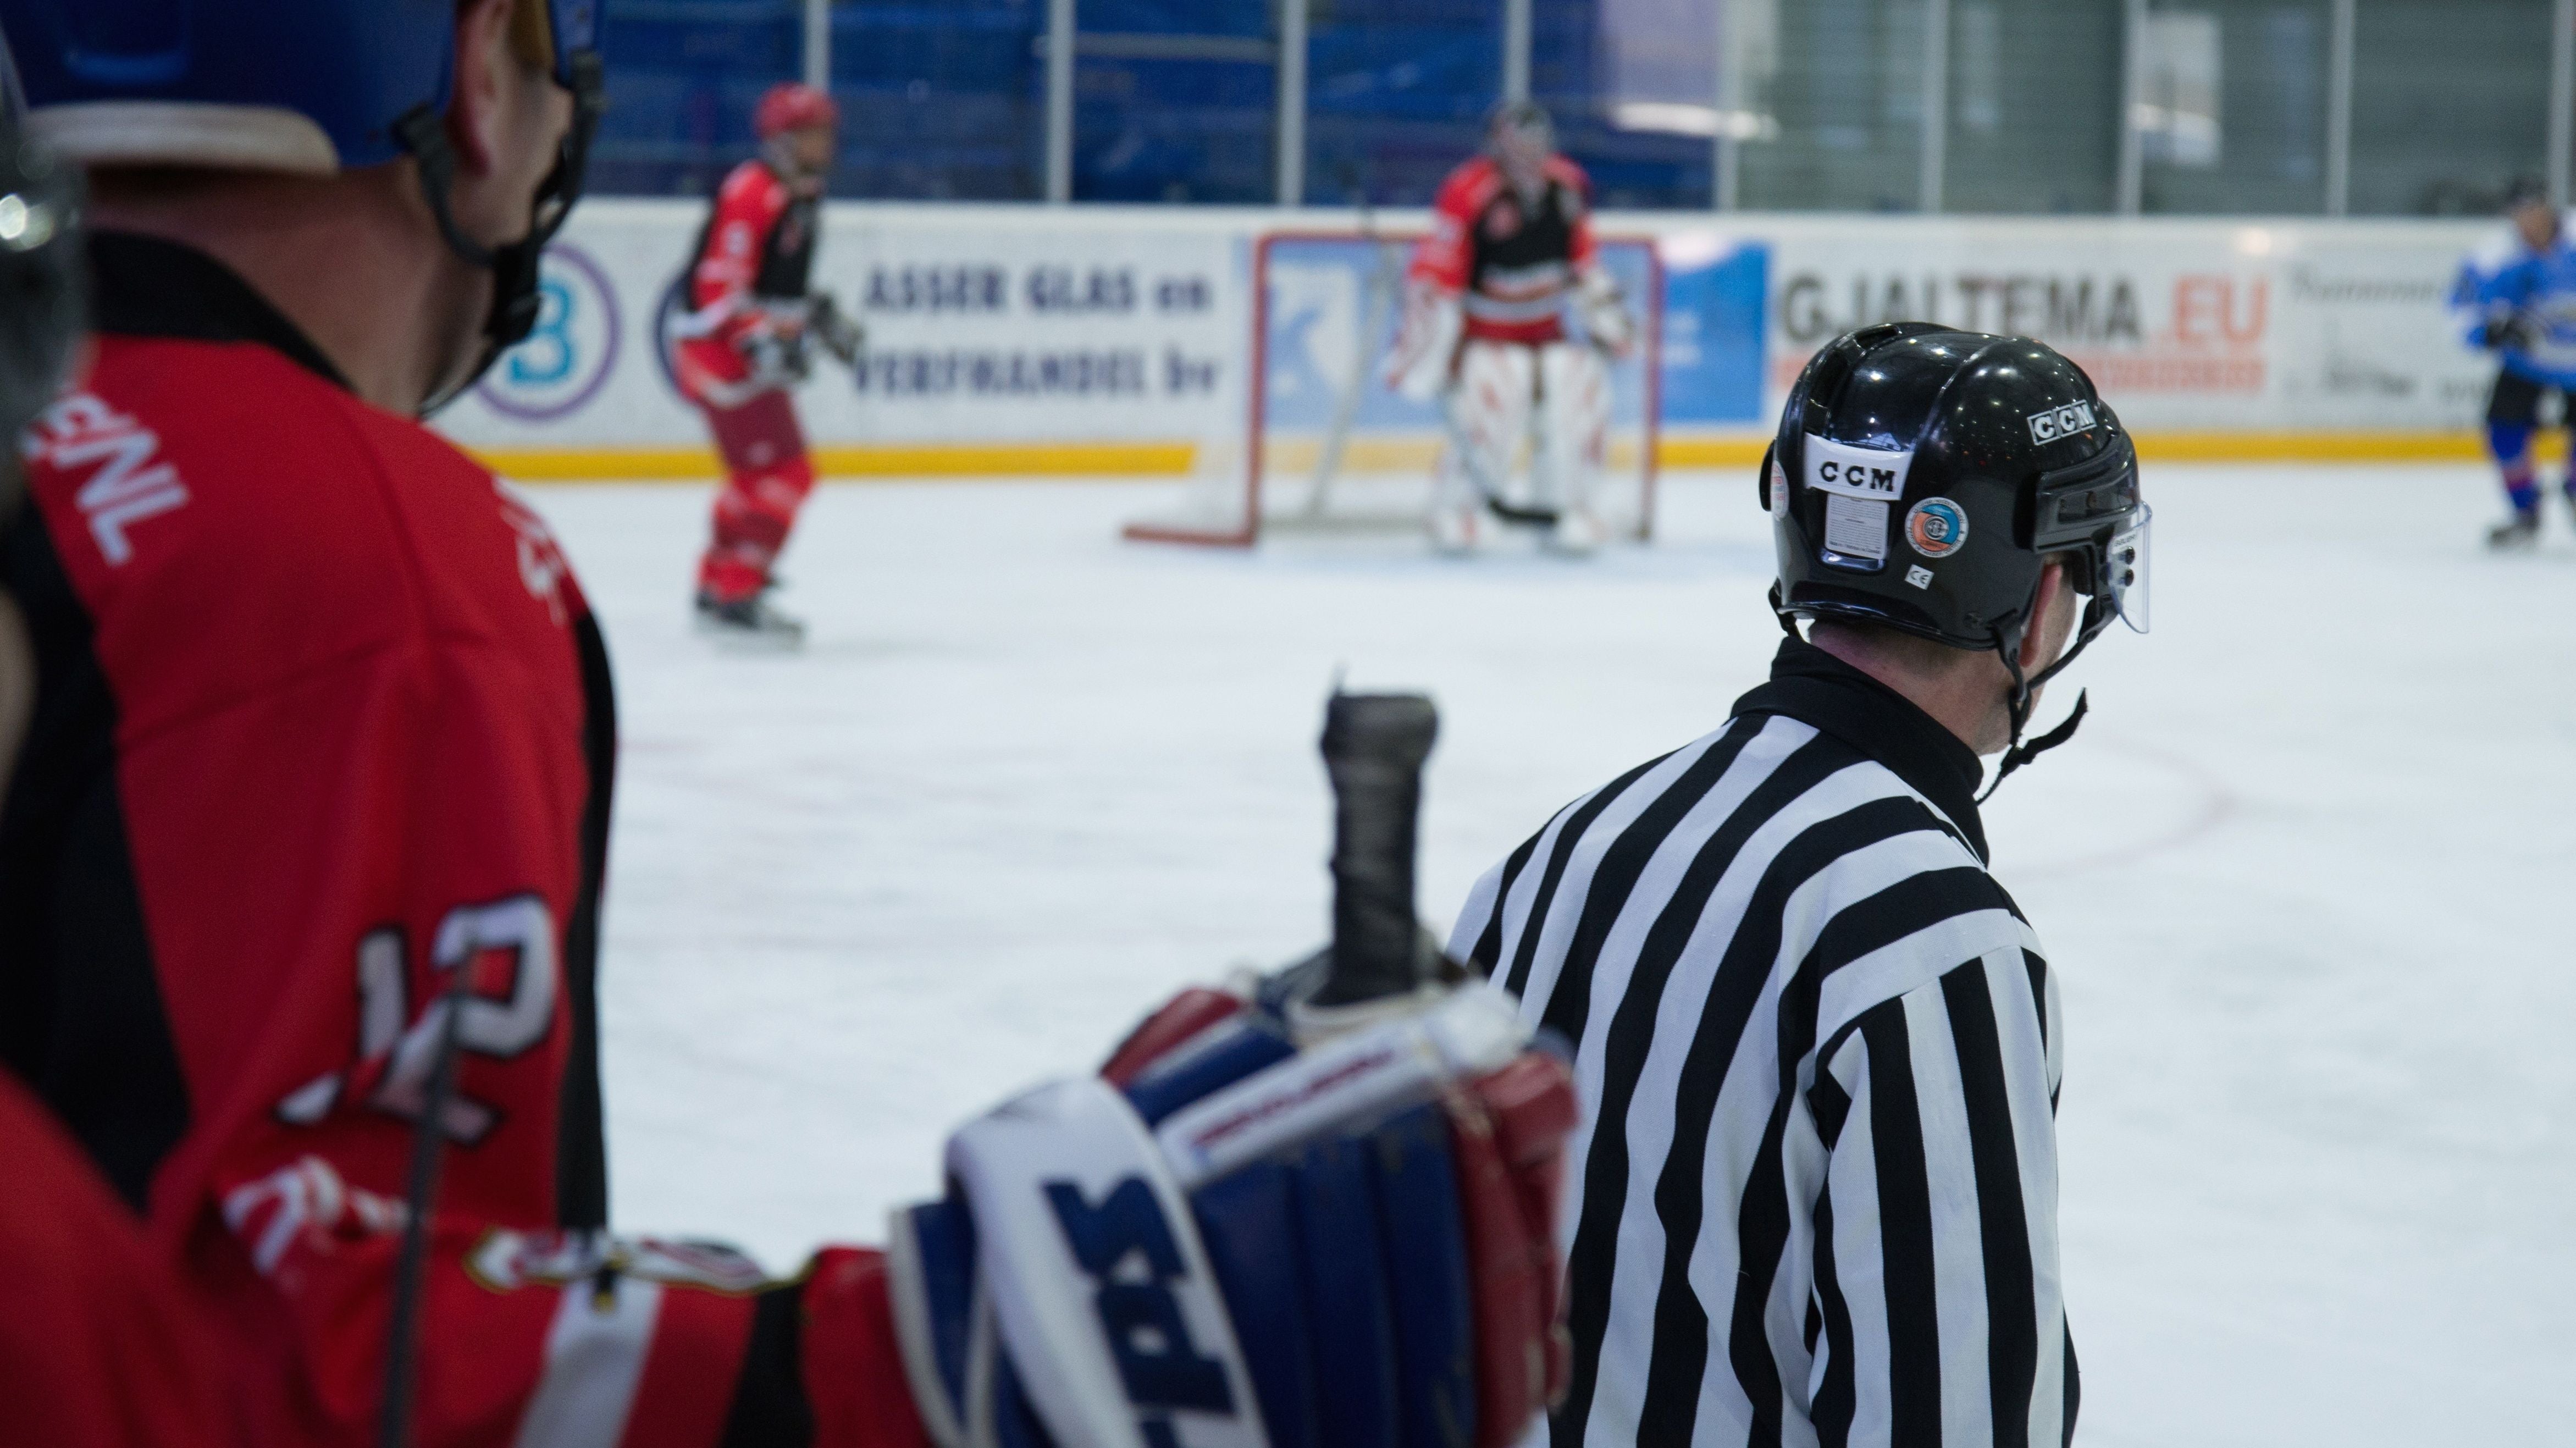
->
xmin=393 ymin=47 xmax=605 ymax=416
xmin=1975 ymin=587 xmax=2113 ymax=802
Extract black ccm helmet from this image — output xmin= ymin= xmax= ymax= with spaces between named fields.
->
xmin=1761 ymin=323 xmax=2149 ymax=786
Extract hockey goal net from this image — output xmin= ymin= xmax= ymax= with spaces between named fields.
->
xmin=1123 ymin=230 xmax=1663 ymax=546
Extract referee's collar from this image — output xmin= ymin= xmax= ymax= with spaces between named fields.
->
xmin=1731 ymin=638 xmax=1990 ymax=862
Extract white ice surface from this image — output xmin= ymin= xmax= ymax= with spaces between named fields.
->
xmin=529 ymin=464 xmax=2573 ymax=1447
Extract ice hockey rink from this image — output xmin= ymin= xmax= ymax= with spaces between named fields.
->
xmin=527 ymin=459 xmax=2571 ymax=1448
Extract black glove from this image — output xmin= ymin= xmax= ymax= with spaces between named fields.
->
xmin=2481 ymin=311 xmax=2539 ymax=352
xmin=810 ymin=291 xmax=864 ymax=368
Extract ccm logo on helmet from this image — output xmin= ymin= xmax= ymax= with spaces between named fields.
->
xmin=1803 ymin=434 xmax=1915 ymax=500
xmin=2027 ymin=400 xmax=2097 ymax=444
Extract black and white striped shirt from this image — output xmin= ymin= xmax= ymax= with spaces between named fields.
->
xmin=1451 ymin=640 xmax=2076 ymax=1448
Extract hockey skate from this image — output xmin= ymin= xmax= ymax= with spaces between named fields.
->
xmin=694 ymin=587 xmax=806 ymax=649
xmin=2487 ymin=510 xmax=2542 ymax=550
xmin=1428 ymin=501 xmax=1482 ymax=556
xmin=1547 ymin=505 xmax=1606 ymax=557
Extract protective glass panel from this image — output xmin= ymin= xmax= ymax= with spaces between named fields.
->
xmin=1733 ymin=0 xmax=1932 ymax=212
xmin=1305 ymin=0 xmax=1505 ymax=207
xmin=2348 ymin=0 xmax=2553 ymax=216
xmin=2137 ymin=0 xmax=2331 ymax=215
xmin=830 ymin=0 xmax=1046 ymax=200
xmin=1072 ymin=0 xmax=1277 ymax=203
xmin=1530 ymin=0 xmax=1717 ymax=208
xmin=591 ymin=0 xmax=799 ymax=197
xmin=1942 ymin=0 xmax=2121 ymax=213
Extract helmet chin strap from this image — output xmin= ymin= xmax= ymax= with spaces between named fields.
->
xmin=392 ymin=52 xmax=602 ymax=416
xmin=1977 ymin=593 xmax=2113 ymax=802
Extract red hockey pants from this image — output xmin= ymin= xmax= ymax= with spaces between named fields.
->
xmin=695 ymin=385 xmax=816 ymax=604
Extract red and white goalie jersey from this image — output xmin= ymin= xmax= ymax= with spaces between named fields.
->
xmin=1409 ymin=152 xmax=1600 ymax=347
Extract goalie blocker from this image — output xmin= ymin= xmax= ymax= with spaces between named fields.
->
xmin=887 ymin=985 xmax=1575 ymax=1448
xmin=888 ymin=692 xmax=1577 ymax=1448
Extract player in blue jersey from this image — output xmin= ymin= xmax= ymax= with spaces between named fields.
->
xmin=2457 ymin=178 xmax=2576 ymax=548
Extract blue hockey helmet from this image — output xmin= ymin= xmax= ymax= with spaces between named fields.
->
xmin=4 ymin=0 xmax=598 ymax=173
xmin=1 ymin=0 xmax=605 ymax=409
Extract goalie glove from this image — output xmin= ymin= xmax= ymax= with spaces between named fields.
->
xmin=811 ymin=291 xmax=866 ymax=368
xmin=887 ymin=981 xmax=1576 ymax=1448
xmin=1384 ymin=283 xmax=1465 ymax=404
xmin=1572 ymin=266 xmax=1635 ymax=358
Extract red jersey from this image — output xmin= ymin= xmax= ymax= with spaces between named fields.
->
xmin=0 ymin=1071 xmax=247 ymax=1448
xmin=1407 ymin=154 xmax=1599 ymax=345
xmin=675 ymin=158 xmax=821 ymax=405
xmin=0 ymin=233 xmax=921 ymax=1448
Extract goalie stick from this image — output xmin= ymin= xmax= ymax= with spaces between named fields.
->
xmin=1310 ymin=689 xmax=1449 ymax=1007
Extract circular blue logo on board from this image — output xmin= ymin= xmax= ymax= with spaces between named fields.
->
xmin=476 ymin=242 xmax=622 ymax=422
xmin=1905 ymin=496 xmax=1969 ymax=559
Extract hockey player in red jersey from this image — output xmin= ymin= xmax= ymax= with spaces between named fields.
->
xmin=0 ymin=54 xmax=250 ymax=1448
xmin=1383 ymin=102 xmax=1635 ymax=556
xmin=671 ymin=80 xmax=860 ymax=646
xmin=0 ymin=3 xmax=1581 ymax=1445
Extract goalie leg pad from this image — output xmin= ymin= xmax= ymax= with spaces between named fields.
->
xmin=1534 ymin=344 xmax=1610 ymax=516
xmin=1444 ymin=342 xmax=1536 ymax=508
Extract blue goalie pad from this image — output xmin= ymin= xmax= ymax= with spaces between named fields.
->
xmin=992 ymin=1341 xmax=1063 ymax=1448
xmin=1295 ymin=1130 xmax=1402 ymax=1448
xmin=1190 ymin=1160 xmax=1319 ymax=1448
xmin=1122 ymin=1015 xmax=1297 ymax=1127
xmin=1368 ymin=1102 xmax=1478 ymax=1448
xmin=894 ymin=1201 xmax=980 ymax=1419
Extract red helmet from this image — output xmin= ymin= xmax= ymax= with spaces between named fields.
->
xmin=755 ymin=81 xmax=839 ymax=140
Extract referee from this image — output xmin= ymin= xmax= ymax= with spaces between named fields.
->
xmin=1453 ymin=324 xmax=2149 ymax=1448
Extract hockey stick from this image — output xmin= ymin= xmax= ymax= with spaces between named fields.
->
xmin=1440 ymin=405 xmax=1564 ymax=529
xmin=1310 ymin=691 xmax=1447 ymax=1007
xmin=378 ymin=965 xmax=476 ymax=1448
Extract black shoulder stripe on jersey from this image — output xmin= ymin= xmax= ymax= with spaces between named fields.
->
xmin=1500 ymin=745 xmax=1682 ymax=998
xmin=1468 ymin=823 xmax=1549 ymax=976
xmin=1776 ymin=865 xmax=2017 ymax=1095
xmin=1554 ymin=729 xmax=1849 ymax=1445
xmin=719 ymin=1281 xmax=816 ymax=1448
xmin=1809 ymin=1068 xmax=1854 ymax=1149
xmin=1810 ymin=1181 xmax=1859 ymax=1448
xmin=555 ymin=612 xmax=617 ymax=1231
xmin=1942 ymin=961 xmax=2039 ymax=1447
xmin=1859 ymin=998 xmax=1944 ymax=1447
xmin=1632 ymin=792 xmax=1958 ymax=1442
xmin=1534 ymin=724 xmax=1761 ymax=1054
xmin=2023 ymin=948 xmax=2049 ymax=1052
xmin=2063 ymin=1328 xmax=2082 ymax=1445
xmin=0 ymin=512 xmax=192 ymax=1210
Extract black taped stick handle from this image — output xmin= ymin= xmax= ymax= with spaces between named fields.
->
xmin=1315 ymin=692 xmax=1439 ymax=1007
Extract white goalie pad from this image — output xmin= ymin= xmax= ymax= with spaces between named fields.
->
xmin=1536 ymin=341 xmax=1613 ymax=513
xmin=1120 ymin=231 xmax=1660 ymax=548
xmin=1441 ymin=340 xmax=1538 ymax=510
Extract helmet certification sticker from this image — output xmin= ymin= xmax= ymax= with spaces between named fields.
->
xmin=1905 ymin=564 xmax=1934 ymax=589
xmin=1905 ymin=496 xmax=1969 ymax=558
xmin=1768 ymin=455 xmax=1789 ymax=517
xmin=1824 ymin=494 xmax=1890 ymax=561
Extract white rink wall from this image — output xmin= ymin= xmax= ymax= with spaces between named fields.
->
xmin=434 ymin=200 xmax=2508 ymax=476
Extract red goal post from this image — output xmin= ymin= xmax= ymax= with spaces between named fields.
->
xmin=1123 ymin=229 xmax=1665 ymax=547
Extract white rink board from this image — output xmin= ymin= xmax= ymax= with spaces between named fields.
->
xmin=436 ymin=202 xmax=2509 ymax=462
xmin=534 ymin=463 xmax=2572 ymax=1448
